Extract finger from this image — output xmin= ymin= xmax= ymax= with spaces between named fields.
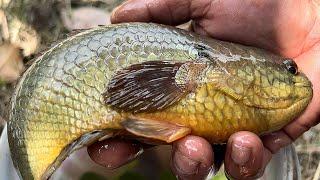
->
xmin=171 ymin=135 xmax=214 ymax=180
xmin=225 ymin=132 xmax=272 ymax=180
xmin=87 ymin=139 xmax=143 ymax=169
xmin=111 ymin=0 xmax=212 ymax=25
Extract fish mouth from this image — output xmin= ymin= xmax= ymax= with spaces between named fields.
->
xmin=294 ymin=72 xmax=313 ymax=88
xmin=295 ymin=81 xmax=313 ymax=88
xmin=266 ymin=95 xmax=312 ymax=132
xmin=241 ymin=90 xmax=312 ymax=111
xmin=278 ymin=96 xmax=311 ymax=111
xmin=267 ymin=84 xmax=312 ymax=114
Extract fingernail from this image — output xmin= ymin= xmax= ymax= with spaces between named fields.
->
xmin=173 ymin=150 xmax=200 ymax=175
xmin=231 ymin=142 xmax=251 ymax=165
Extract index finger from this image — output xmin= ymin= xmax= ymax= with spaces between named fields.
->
xmin=111 ymin=0 xmax=211 ymax=25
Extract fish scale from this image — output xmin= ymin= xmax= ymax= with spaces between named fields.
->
xmin=8 ymin=23 xmax=312 ymax=180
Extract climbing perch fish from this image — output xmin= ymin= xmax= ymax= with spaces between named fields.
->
xmin=7 ymin=23 xmax=313 ymax=180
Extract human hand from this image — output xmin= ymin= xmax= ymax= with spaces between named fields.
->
xmin=88 ymin=0 xmax=320 ymax=179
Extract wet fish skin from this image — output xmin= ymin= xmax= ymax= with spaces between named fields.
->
xmin=7 ymin=23 xmax=312 ymax=179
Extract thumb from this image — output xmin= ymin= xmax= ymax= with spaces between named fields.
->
xmin=111 ymin=0 xmax=212 ymax=25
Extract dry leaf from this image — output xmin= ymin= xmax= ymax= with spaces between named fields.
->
xmin=61 ymin=7 xmax=110 ymax=31
xmin=8 ymin=17 xmax=40 ymax=56
xmin=0 ymin=115 xmax=5 ymax=126
xmin=0 ymin=43 xmax=24 ymax=82
xmin=0 ymin=10 xmax=9 ymax=41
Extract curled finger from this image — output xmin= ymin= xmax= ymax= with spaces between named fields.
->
xmin=171 ymin=135 xmax=214 ymax=180
xmin=87 ymin=138 xmax=143 ymax=169
xmin=224 ymin=132 xmax=272 ymax=180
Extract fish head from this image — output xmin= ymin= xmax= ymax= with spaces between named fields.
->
xmin=256 ymin=58 xmax=313 ymax=130
xmin=200 ymin=54 xmax=313 ymax=131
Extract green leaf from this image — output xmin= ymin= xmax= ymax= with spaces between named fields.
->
xmin=210 ymin=171 xmax=227 ymax=180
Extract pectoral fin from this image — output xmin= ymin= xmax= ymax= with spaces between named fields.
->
xmin=121 ymin=118 xmax=191 ymax=143
xmin=104 ymin=61 xmax=206 ymax=113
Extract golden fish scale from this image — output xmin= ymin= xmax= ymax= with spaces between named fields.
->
xmin=7 ymin=23 xmax=312 ymax=179
xmin=135 ymin=89 xmax=262 ymax=143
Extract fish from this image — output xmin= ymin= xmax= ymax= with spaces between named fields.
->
xmin=7 ymin=23 xmax=313 ymax=180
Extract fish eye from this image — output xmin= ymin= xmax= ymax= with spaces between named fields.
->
xmin=283 ymin=59 xmax=298 ymax=75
